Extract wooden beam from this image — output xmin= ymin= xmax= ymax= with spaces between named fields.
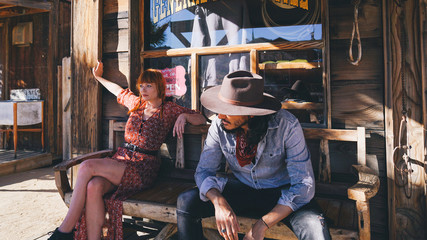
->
xmin=387 ymin=0 xmax=427 ymax=239
xmin=71 ymin=0 xmax=103 ymax=155
xmin=0 ymin=4 xmax=15 ymax=10
xmin=47 ymin=0 xmax=59 ymax=156
xmin=141 ymin=41 xmax=323 ymax=59
xmin=0 ymin=0 xmax=52 ymax=10
xmin=129 ymin=0 xmax=140 ymax=91
xmin=0 ymin=7 xmax=47 ymax=18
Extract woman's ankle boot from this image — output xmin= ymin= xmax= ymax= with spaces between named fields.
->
xmin=47 ymin=228 xmax=74 ymax=240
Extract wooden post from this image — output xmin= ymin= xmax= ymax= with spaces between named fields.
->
xmin=71 ymin=0 xmax=103 ymax=155
xmin=129 ymin=0 xmax=140 ymax=91
xmin=386 ymin=0 xmax=427 ymax=239
xmin=13 ymin=102 xmax=17 ymax=158
xmin=62 ymin=57 xmax=72 ymax=161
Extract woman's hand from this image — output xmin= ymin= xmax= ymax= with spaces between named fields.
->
xmin=92 ymin=61 xmax=104 ymax=79
xmin=173 ymin=114 xmax=187 ymax=139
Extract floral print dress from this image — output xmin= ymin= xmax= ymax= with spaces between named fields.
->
xmin=75 ymin=89 xmax=197 ymax=240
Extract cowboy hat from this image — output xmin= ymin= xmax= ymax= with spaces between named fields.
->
xmin=200 ymin=70 xmax=281 ymax=116
xmin=281 ymin=80 xmax=313 ymax=102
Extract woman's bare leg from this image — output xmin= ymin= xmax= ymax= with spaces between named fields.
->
xmin=58 ymin=158 xmax=126 ymax=233
xmin=85 ymin=176 xmax=115 ymax=240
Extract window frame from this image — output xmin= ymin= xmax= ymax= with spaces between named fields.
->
xmin=140 ymin=0 xmax=330 ymax=128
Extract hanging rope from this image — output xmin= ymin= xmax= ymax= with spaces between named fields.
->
xmin=348 ymin=0 xmax=362 ymax=65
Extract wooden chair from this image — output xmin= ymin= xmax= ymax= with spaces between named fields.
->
xmin=0 ymin=100 xmax=44 ymax=158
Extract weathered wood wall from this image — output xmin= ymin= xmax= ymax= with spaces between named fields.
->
xmin=386 ymin=0 xmax=426 ymax=239
xmin=328 ymin=0 xmax=387 ymax=238
xmin=100 ymin=0 xmax=140 ymax=149
xmin=71 ymin=0 xmax=102 ymax=155
xmin=0 ymin=1 xmax=70 ymax=156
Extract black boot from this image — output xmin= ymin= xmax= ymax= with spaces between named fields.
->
xmin=47 ymin=228 xmax=74 ymax=240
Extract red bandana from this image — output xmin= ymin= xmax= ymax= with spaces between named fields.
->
xmin=236 ymin=130 xmax=258 ymax=167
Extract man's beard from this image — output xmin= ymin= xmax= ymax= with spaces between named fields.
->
xmin=220 ymin=122 xmax=240 ymax=133
xmin=220 ymin=118 xmax=249 ymax=134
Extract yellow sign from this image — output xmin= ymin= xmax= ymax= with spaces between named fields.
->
xmin=152 ymin=0 xmax=217 ymax=23
xmin=271 ymin=0 xmax=308 ymax=10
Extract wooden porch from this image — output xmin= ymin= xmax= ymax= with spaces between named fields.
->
xmin=0 ymin=149 xmax=52 ymax=176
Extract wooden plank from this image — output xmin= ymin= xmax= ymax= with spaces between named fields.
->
xmin=102 ymin=89 xmax=128 ymax=119
xmin=128 ymin=0 xmax=140 ymax=91
xmin=330 ymin=39 xmax=384 ymax=82
xmin=338 ymin=200 xmax=356 ymax=230
xmin=103 ymin=18 xmax=128 ymax=31
xmin=331 ymin=82 xmax=384 ymax=129
xmin=71 ymin=0 xmax=103 ymax=155
xmin=103 ymin=53 xmax=129 ymax=87
xmin=0 ymin=7 xmax=47 ymax=18
xmin=0 ymin=152 xmax=52 ymax=176
xmin=323 ymin=0 xmax=331 ymax=128
xmin=303 ymin=128 xmax=358 ymax=141
xmin=387 ymin=1 xmax=426 ymax=239
xmin=48 ymin=1 xmax=59 ymax=156
xmin=383 ymin=0 xmax=395 ymax=238
xmin=421 ymin=1 xmax=427 ymax=236
xmin=62 ymin=57 xmax=71 ymax=161
xmin=0 ymin=0 xmax=51 ymax=10
xmin=104 ymin=0 xmax=128 ymax=17
xmin=104 ymin=28 xmax=129 ymax=53
xmin=142 ymin=41 xmax=323 ymax=58
xmin=329 ymin=0 xmax=382 ymax=40
xmin=190 ymin=52 xmax=198 ymax=110
xmin=250 ymin=49 xmax=257 ymax=73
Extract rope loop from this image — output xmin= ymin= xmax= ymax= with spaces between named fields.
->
xmin=348 ymin=0 xmax=362 ymax=65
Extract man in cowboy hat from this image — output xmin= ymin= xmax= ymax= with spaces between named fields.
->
xmin=176 ymin=71 xmax=331 ymax=240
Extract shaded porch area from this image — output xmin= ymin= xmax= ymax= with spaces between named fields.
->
xmin=0 ymin=149 xmax=52 ymax=176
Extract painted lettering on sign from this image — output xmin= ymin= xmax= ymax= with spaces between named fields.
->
xmin=161 ymin=66 xmax=187 ymax=97
xmin=152 ymin=0 xmax=216 ymax=23
xmin=272 ymin=0 xmax=309 ymax=10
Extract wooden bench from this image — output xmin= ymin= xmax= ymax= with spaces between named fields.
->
xmin=54 ymin=120 xmax=379 ymax=240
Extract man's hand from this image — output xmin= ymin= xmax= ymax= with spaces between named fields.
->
xmin=206 ymin=189 xmax=240 ymax=240
xmin=243 ymin=219 xmax=268 ymax=240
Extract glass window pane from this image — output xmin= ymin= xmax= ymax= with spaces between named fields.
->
xmin=198 ymin=52 xmax=250 ymax=119
xmin=145 ymin=56 xmax=192 ymax=108
xmin=259 ymin=49 xmax=324 ymax=126
xmin=146 ymin=0 xmax=322 ymax=50
xmin=199 ymin=53 xmax=250 ymax=89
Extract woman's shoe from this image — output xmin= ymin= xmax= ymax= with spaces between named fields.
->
xmin=47 ymin=228 xmax=74 ymax=240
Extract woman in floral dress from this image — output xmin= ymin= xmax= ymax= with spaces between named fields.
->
xmin=49 ymin=62 xmax=206 ymax=240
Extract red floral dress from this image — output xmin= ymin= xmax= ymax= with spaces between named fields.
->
xmin=75 ymin=89 xmax=198 ymax=240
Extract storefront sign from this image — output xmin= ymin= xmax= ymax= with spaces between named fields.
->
xmin=161 ymin=66 xmax=187 ymax=97
xmin=152 ymin=0 xmax=217 ymax=23
xmin=272 ymin=0 xmax=308 ymax=11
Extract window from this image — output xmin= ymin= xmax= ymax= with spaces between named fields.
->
xmin=143 ymin=0 xmax=326 ymax=126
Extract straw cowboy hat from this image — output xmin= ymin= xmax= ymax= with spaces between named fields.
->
xmin=200 ymin=70 xmax=281 ymax=116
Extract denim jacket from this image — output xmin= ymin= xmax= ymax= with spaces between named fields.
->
xmin=195 ymin=109 xmax=315 ymax=211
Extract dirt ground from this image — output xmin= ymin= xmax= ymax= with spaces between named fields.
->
xmin=0 ymin=166 xmax=68 ymax=240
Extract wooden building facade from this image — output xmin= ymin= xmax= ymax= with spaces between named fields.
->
xmin=66 ymin=0 xmax=426 ymax=239
xmin=0 ymin=0 xmax=70 ymax=167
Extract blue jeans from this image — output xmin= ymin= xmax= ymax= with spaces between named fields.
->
xmin=176 ymin=179 xmax=331 ymax=240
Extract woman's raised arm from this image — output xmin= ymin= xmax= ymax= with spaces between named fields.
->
xmin=92 ymin=61 xmax=124 ymax=96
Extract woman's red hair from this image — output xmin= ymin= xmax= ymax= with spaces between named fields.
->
xmin=128 ymin=69 xmax=166 ymax=114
